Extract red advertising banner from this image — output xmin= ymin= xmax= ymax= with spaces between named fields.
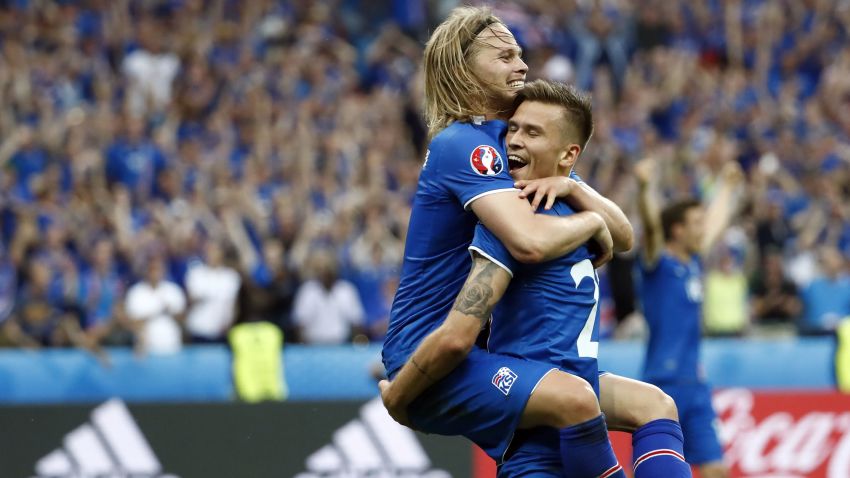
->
xmin=713 ymin=388 xmax=850 ymax=478
xmin=615 ymin=389 xmax=850 ymax=478
xmin=477 ymin=389 xmax=850 ymax=478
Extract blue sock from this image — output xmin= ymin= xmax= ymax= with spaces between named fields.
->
xmin=560 ymin=414 xmax=625 ymax=478
xmin=632 ymin=419 xmax=691 ymax=477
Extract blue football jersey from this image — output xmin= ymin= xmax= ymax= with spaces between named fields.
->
xmin=639 ymin=252 xmax=704 ymax=384
xmin=470 ymin=200 xmax=601 ymax=395
xmin=382 ymin=120 xmax=516 ymax=377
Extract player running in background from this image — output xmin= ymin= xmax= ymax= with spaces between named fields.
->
xmin=635 ymin=156 xmax=744 ymax=478
xmin=380 ymin=7 xmax=630 ymax=477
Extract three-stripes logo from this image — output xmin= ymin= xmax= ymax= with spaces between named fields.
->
xmin=31 ymin=399 xmax=177 ymax=478
xmin=295 ymin=398 xmax=450 ymax=478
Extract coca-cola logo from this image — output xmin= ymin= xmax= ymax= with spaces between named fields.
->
xmin=714 ymin=388 xmax=850 ymax=478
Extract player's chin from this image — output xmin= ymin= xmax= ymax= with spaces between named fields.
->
xmin=497 ymin=89 xmax=519 ymax=104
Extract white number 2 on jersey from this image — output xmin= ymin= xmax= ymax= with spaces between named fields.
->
xmin=570 ymin=259 xmax=599 ymax=359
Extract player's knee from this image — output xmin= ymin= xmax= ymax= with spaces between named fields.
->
xmin=548 ymin=373 xmax=600 ymax=427
xmin=523 ymin=371 xmax=601 ymax=429
xmin=626 ymin=384 xmax=678 ymax=429
xmin=648 ymin=386 xmax=679 ymax=422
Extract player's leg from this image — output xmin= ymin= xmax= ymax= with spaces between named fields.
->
xmin=599 ymin=373 xmax=691 ymax=477
xmin=522 ymin=370 xmax=625 ymax=478
xmin=676 ymin=382 xmax=728 ymax=478
xmin=519 ymin=368 xmax=599 ymax=428
xmin=598 ymin=372 xmax=677 ymax=432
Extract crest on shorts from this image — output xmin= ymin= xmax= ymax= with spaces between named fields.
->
xmin=492 ymin=367 xmax=518 ymax=396
xmin=470 ymin=145 xmax=503 ymax=176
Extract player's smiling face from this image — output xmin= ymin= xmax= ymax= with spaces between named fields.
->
xmin=506 ymin=100 xmax=577 ymax=181
xmin=468 ymin=23 xmax=527 ymax=110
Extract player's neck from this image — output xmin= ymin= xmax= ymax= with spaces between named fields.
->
xmin=482 ymin=102 xmax=513 ymax=122
xmin=665 ymin=242 xmax=692 ymax=263
xmin=482 ymin=111 xmax=510 ymax=122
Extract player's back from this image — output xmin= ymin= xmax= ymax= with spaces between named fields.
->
xmin=640 ymin=252 xmax=703 ymax=384
xmin=470 ymin=200 xmax=600 ymax=393
xmin=382 ymin=119 xmax=515 ymax=378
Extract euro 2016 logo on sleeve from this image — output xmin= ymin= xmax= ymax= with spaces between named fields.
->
xmin=470 ymin=145 xmax=504 ymax=176
xmin=492 ymin=367 xmax=518 ymax=396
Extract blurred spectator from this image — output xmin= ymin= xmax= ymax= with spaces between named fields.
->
xmin=750 ymin=248 xmax=802 ymax=328
xmin=185 ymin=240 xmax=241 ymax=343
xmin=229 ymin=318 xmax=286 ymax=402
xmin=605 ymin=254 xmax=637 ymax=326
xmin=703 ymin=245 xmax=749 ymax=336
xmin=350 ymin=241 xmax=397 ymax=342
xmin=293 ymin=249 xmax=365 ymax=344
xmin=105 ymin=114 xmax=168 ymax=204
xmin=121 ymin=17 xmax=180 ymax=116
xmin=5 ymin=126 xmax=47 ymax=200
xmin=0 ymin=245 xmax=15 ymax=326
xmin=799 ymin=247 xmax=850 ymax=335
xmin=570 ymin=0 xmax=632 ymax=94
xmin=753 ymin=195 xmax=793 ymax=261
xmin=234 ymin=238 xmax=299 ymax=341
xmin=77 ymin=237 xmax=128 ymax=346
xmin=2 ymin=260 xmax=86 ymax=349
xmin=125 ymin=257 xmax=186 ymax=355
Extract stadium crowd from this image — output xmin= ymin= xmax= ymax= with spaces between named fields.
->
xmin=0 ymin=0 xmax=849 ymax=356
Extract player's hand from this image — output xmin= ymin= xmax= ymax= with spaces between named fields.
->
xmin=590 ymin=219 xmax=614 ymax=269
xmin=720 ymin=160 xmax=745 ymax=186
xmin=514 ymin=177 xmax=576 ymax=211
xmin=634 ymin=158 xmax=656 ymax=188
xmin=379 ymin=379 xmax=413 ymax=428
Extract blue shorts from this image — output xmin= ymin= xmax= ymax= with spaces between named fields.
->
xmin=406 ymin=347 xmax=556 ymax=463
xmin=656 ymin=381 xmax=723 ymax=465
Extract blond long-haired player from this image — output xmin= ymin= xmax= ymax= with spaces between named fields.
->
xmin=380 ymin=7 xmax=635 ymax=477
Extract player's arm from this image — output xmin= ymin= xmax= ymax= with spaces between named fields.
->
xmin=701 ymin=161 xmax=744 ymax=256
xmin=635 ymin=158 xmax=664 ymax=268
xmin=379 ymin=253 xmax=512 ymax=426
xmin=470 ymin=193 xmax=614 ymax=267
xmin=513 ymin=176 xmax=634 ymax=253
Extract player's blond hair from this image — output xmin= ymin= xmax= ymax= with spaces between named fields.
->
xmin=423 ymin=6 xmax=505 ymax=137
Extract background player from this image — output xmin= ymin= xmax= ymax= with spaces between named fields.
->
xmin=635 ymin=156 xmax=744 ymax=478
xmin=380 ymin=7 xmax=631 ymax=477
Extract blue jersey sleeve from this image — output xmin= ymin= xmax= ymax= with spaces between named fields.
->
xmin=469 ymin=223 xmax=518 ymax=277
xmin=432 ymin=126 xmax=516 ymax=210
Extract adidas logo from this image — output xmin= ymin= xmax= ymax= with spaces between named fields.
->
xmin=32 ymin=399 xmax=178 ymax=478
xmin=296 ymin=398 xmax=451 ymax=478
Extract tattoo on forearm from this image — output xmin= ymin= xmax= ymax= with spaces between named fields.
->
xmin=411 ymin=356 xmax=435 ymax=382
xmin=452 ymin=259 xmax=499 ymax=325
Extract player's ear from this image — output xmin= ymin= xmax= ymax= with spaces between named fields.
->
xmin=559 ymin=144 xmax=581 ymax=169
